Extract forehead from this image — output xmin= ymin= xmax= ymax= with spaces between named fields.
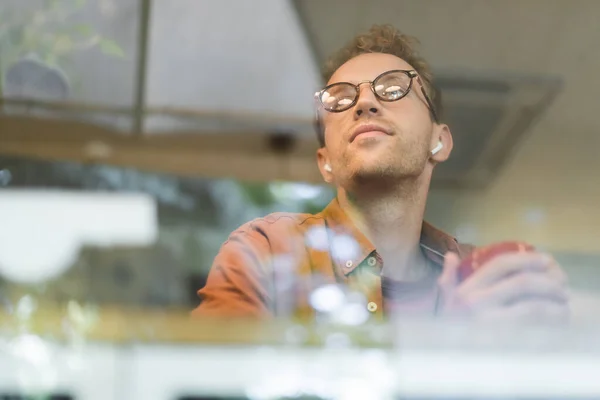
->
xmin=328 ymin=53 xmax=415 ymax=85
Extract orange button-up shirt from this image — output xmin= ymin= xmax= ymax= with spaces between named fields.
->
xmin=193 ymin=198 xmax=473 ymax=320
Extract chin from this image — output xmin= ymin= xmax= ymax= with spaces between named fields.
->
xmin=343 ymin=149 xmax=429 ymax=182
xmin=350 ymin=163 xmax=426 ymax=185
xmin=350 ymin=166 xmax=397 ymax=184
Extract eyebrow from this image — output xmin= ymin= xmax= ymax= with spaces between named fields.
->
xmin=326 ymin=69 xmax=411 ymax=86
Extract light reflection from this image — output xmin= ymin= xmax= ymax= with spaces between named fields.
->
xmin=0 ymin=169 xmax=11 ymax=186
xmin=0 ymin=224 xmax=79 ymax=284
xmin=15 ymin=295 xmax=37 ymax=321
xmin=310 ymin=284 xmax=370 ymax=326
xmin=246 ymin=348 xmax=395 ymax=400
xmin=272 ymin=254 xmax=296 ymax=280
xmin=338 ymin=378 xmax=380 ymax=400
xmin=324 ymin=332 xmax=352 ymax=348
xmin=333 ymin=303 xmax=369 ymax=326
xmin=524 ymin=207 xmax=546 ymax=225
xmin=305 ymin=226 xmax=330 ymax=251
xmin=330 ymin=234 xmax=360 ymax=262
xmin=8 ymin=334 xmax=58 ymax=392
xmin=269 ymin=182 xmax=325 ymax=202
xmin=65 ymin=300 xmax=99 ymax=339
xmin=246 ymin=370 xmax=335 ymax=400
xmin=309 ymin=284 xmax=345 ymax=313
xmin=0 ymin=190 xmax=157 ymax=284
xmin=285 ymin=325 xmax=309 ymax=345
xmin=9 ymin=334 xmax=51 ymax=367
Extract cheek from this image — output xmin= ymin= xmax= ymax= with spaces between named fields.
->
xmin=323 ymin=113 xmax=350 ymax=142
xmin=388 ymin=94 xmax=430 ymax=122
xmin=389 ymin=107 xmax=433 ymax=142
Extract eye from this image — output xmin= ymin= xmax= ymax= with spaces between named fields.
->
xmin=374 ymin=72 xmax=411 ymax=100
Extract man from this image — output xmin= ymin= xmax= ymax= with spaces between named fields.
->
xmin=193 ymin=25 xmax=569 ymax=322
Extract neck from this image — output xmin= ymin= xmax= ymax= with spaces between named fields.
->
xmin=336 ymin=175 xmax=431 ymax=281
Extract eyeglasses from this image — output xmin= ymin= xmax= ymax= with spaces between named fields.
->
xmin=314 ymin=69 xmax=438 ymax=122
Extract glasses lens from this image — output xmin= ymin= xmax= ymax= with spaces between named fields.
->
xmin=320 ymin=83 xmax=357 ymax=111
xmin=373 ymin=71 xmax=411 ymax=101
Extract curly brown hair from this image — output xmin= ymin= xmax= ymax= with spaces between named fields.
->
xmin=316 ymin=24 xmax=442 ymax=146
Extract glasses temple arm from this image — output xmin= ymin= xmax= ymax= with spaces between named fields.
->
xmin=415 ymin=76 xmax=439 ymax=123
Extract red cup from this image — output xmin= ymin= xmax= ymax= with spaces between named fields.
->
xmin=457 ymin=241 xmax=535 ymax=282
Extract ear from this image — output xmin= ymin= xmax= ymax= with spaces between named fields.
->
xmin=316 ymin=147 xmax=334 ymax=183
xmin=430 ymin=123 xmax=453 ymax=163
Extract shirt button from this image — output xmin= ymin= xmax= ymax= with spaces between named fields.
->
xmin=345 ymin=260 xmax=353 ymax=268
xmin=367 ymin=256 xmax=377 ymax=267
xmin=367 ymin=302 xmax=378 ymax=313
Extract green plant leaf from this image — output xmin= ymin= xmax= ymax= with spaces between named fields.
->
xmin=99 ymin=38 xmax=124 ymax=58
xmin=72 ymin=24 xmax=93 ymax=37
xmin=75 ymin=0 xmax=87 ymax=9
xmin=45 ymin=0 xmax=61 ymax=12
xmin=45 ymin=53 xmax=58 ymax=66
xmin=54 ymin=34 xmax=74 ymax=54
xmin=7 ymin=25 xmax=25 ymax=45
xmin=239 ymin=183 xmax=275 ymax=207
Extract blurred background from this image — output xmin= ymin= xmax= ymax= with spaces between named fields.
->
xmin=1 ymin=0 xmax=599 ymax=399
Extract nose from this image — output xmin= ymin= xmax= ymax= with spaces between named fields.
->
xmin=354 ymin=82 xmax=379 ymax=119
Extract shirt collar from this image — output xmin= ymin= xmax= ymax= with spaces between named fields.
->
xmin=321 ymin=198 xmax=461 ymax=276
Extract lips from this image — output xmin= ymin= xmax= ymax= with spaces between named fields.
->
xmin=350 ymin=124 xmax=391 ymax=142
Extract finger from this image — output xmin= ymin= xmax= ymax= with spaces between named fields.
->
xmin=479 ymin=299 xmax=571 ymax=325
xmin=460 ymin=252 xmax=555 ymax=292
xmin=544 ymin=255 xmax=569 ymax=287
xmin=438 ymin=252 xmax=474 ymax=315
xmin=466 ymin=271 xmax=569 ymax=310
xmin=438 ymin=251 xmax=460 ymax=291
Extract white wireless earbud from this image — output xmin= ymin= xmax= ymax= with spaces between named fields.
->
xmin=324 ymin=164 xmax=332 ymax=172
xmin=431 ymin=141 xmax=443 ymax=156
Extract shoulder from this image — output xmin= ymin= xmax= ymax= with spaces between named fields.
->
xmin=231 ymin=211 xmax=325 ymax=237
xmin=208 ymin=211 xmax=325 ymax=279
xmin=221 ymin=211 xmax=325 ymax=251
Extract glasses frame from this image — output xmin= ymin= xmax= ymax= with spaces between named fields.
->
xmin=314 ymin=69 xmax=439 ymax=122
